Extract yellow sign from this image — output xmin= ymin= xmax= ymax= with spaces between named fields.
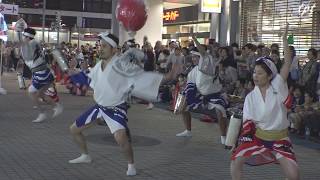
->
xmin=201 ymin=0 xmax=221 ymax=13
xmin=163 ymin=10 xmax=180 ymax=21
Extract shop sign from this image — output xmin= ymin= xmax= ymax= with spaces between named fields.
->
xmin=163 ymin=10 xmax=180 ymax=22
xmin=71 ymin=33 xmax=98 ymax=41
xmin=163 ymin=5 xmax=199 ymax=24
xmin=201 ymin=0 xmax=221 ymax=13
xmin=0 ymin=3 xmax=18 ymax=15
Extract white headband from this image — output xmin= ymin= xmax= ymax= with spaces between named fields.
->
xmin=256 ymin=56 xmax=278 ymax=78
xmin=23 ymin=32 xmax=35 ymax=38
xmin=190 ymin=51 xmax=200 ymax=57
xmin=98 ymin=32 xmax=117 ymax=48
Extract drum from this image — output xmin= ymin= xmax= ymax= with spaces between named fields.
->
xmin=225 ymin=109 xmax=243 ymax=149
xmin=174 ymin=93 xmax=186 ymax=114
xmin=51 ymin=49 xmax=68 ymax=72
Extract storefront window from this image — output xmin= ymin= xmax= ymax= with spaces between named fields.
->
xmin=240 ymin=0 xmax=320 ymax=56
xmin=162 ymin=23 xmax=210 ymax=46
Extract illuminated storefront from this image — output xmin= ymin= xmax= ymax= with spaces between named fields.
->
xmin=240 ymin=0 xmax=320 ymax=55
xmin=162 ymin=5 xmax=211 ymax=46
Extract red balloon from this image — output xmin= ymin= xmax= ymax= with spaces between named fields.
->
xmin=116 ymin=0 xmax=148 ymax=32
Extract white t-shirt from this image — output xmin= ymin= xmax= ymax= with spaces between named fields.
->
xmin=243 ymin=74 xmax=289 ymax=130
xmin=187 ymin=66 xmax=222 ymax=95
xmin=88 ymin=56 xmax=163 ymax=107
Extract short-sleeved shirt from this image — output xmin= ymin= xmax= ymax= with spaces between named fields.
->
xmin=243 ymin=74 xmax=289 ymax=130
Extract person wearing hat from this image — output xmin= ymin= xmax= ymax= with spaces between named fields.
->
xmin=230 ymin=24 xmax=300 ymax=180
xmin=68 ymin=32 xmax=177 ymax=176
xmin=175 ymin=35 xmax=229 ymax=146
xmin=19 ymin=27 xmax=63 ymax=123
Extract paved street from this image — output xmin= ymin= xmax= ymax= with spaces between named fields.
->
xmin=0 ymin=72 xmax=320 ymax=180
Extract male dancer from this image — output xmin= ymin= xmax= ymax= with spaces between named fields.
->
xmin=68 ymin=32 xmax=176 ymax=176
xmin=19 ymin=27 xmax=63 ymax=122
xmin=176 ymin=35 xmax=229 ymax=145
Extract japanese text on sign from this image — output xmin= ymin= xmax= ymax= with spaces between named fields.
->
xmin=0 ymin=3 xmax=19 ymax=15
xmin=163 ymin=10 xmax=180 ymax=21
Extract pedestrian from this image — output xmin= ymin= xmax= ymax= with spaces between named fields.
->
xmin=175 ymin=35 xmax=229 ymax=145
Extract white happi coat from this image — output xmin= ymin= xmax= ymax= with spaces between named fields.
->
xmin=243 ymin=74 xmax=289 ymax=130
xmin=187 ymin=53 xmax=222 ymax=95
xmin=88 ymin=53 xmax=163 ymax=107
xmin=20 ymin=40 xmax=46 ymax=69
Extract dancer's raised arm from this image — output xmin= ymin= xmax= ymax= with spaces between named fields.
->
xmin=280 ymin=23 xmax=291 ymax=81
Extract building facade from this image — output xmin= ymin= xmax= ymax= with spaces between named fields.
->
xmin=2 ymin=0 xmax=112 ymax=45
xmin=240 ymin=0 xmax=320 ymax=55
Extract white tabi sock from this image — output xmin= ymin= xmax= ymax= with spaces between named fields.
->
xmin=32 ymin=113 xmax=47 ymax=123
xmin=53 ymin=103 xmax=63 ymax=117
xmin=126 ymin=163 xmax=137 ymax=176
xmin=68 ymin=154 xmax=92 ymax=164
xmin=221 ymin=136 xmax=226 ymax=145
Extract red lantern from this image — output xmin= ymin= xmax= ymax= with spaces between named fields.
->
xmin=116 ymin=0 xmax=148 ymax=34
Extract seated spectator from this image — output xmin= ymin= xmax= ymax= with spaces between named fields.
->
xmin=304 ymin=106 xmax=320 ymax=138
xmin=233 ymin=79 xmax=248 ymax=99
xmin=288 ymin=85 xmax=304 ymax=132
xmin=289 ymin=91 xmax=318 ymax=135
xmin=65 ymin=59 xmax=89 ymax=96
xmin=245 ymin=79 xmax=254 ymax=93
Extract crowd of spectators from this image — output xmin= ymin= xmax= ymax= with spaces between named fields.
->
xmin=1 ymin=36 xmax=320 ymax=141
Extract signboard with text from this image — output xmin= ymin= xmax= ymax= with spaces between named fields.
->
xmin=163 ymin=5 xmax=199 ymax=24
xmin=0 ymin=3 xmax=18 ymax=15
xmin=201 ymin=0 xmax=221 ymax=13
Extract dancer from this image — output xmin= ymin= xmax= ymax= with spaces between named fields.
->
xmin=230 ymin=24 xmax=299 ymax=180
xmin=68 ymin=32 xmax=176 ymax=176
xmin=19 ymin=27 xmax=63 ymax=122
xmin=175 ymin=35 xmax=228 ymax=145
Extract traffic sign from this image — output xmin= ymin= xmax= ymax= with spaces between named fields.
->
xmin=0 ymin=3 xmax=18 ymax=15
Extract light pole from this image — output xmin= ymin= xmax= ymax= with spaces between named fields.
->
xmin=55 ymin=11 xmax=61 ymax=46
xmin=42 ymin=0 xmax=46 ymax=42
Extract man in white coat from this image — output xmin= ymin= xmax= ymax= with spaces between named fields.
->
xmin=68 ymin=32 xmax=176 ymax=176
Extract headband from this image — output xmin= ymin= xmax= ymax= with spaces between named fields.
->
xmin=23 ymin=32 xmax=35 ymax=38
xmin=256 ymin=56 xmax=278 ymax=78
xmin=98 ymin=32 xmax=118 ymax=48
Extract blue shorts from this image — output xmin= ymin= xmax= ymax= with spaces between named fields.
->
xmin=31 ymin=69 xmax=54 ymax=90
xmin=75 ymin=103 xmax=129 ymax=133
xmin=182 ymin=82 xmax=228 ymax=117
xmin=70 ymin=71 xmax=89 ymax=87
